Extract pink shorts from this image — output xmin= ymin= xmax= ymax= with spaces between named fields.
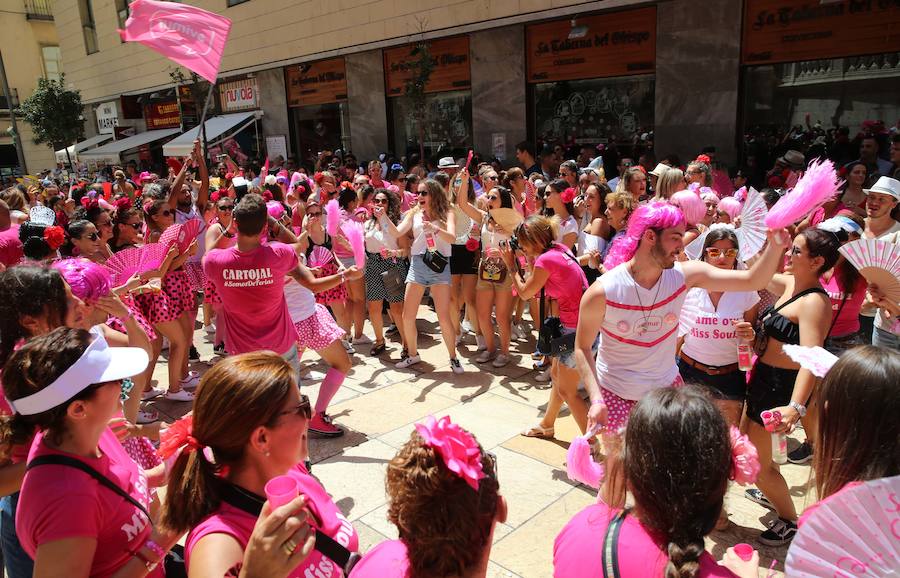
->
xmin=294 ymin=304 xmax=345 ymax=352
xmin=601 ymin=374 xmax=684 ymax=434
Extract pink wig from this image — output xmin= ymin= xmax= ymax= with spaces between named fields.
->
xmin=52 ymin=258 xmax=112 ymax=304
xmin=604 ymin=202 xmax=686 ymax=270
xmin=718 ymin=197 xmax=743 ymax=221
xmin=700 ymin=190 xmax=719 ymax=206
xmin=668 ymin=190 xmax=706 ymax=226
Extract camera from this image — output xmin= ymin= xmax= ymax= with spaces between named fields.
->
xmin=507 ymin=236 xmax=519 ymax=252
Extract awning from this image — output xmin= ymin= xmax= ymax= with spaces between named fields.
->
xmin=163 ymin=112 xmax=259 ymax=157
xmin=55 ymin=134 xmax=114 ymax=164
xmin=80 ymin=129 xmax=181 ymax=164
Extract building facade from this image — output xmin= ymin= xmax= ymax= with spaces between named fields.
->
xmin=53 ymin=0 xmax=900 ymax=172
xmin=0 ymin=0 xmax=62 ymax=177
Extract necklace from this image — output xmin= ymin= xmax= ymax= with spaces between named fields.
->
xmin=630 ymin=264 xmax=664 ymax=336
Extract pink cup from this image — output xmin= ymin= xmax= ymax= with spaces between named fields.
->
xmin=734 ymin=543 xmax=754 ymax=561
xmin=264 ymin=475 xmax=299 ymax=509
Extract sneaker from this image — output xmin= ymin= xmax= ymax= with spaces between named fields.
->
xmin=189 ymin=345 xmax=201 ymax=362
xmin=492 ymin=353 xmax=510 ymax=368
xmin=461 ymin=319 xmax=473 ymax=334
xmin=400 ymin=348 xmax=409 ymax=361
xmin=531 ymin=352 xmax=544 ymax=361
xmin=204 ymin=323 xmax=216 ymax=335
xmin=758 ymin=517 xmax=797 ymax=546
xmin=475 ymin=335 xmax=487 ymax=352
xmin=396 ymin=355 xmax=421 ymax=369
xmin=788 ymin=441 xmax=813 ymax=464
xmin=744 ymin=488 xmax=775 ymax=510
xmin=511 ymin=324 xmax=527 ymax=342
xmin=213 ymin=342 xmax=227 ymax=356
xmin=141 ymin=387 xmax=164 ymax=401
xmin=535 ymin=369 xmax=551 ymax=383
xmin=352 ymin=334 xmax=373 ymax=345
xmin=308 ymin=413 xmax=344 ymax=438
xmin=385 ymin=324 xmax=399 ymax=336
xmin=476 ymin=349 xmax=496 ymax=363
xmin=533 ymin=358 xmax=551 ymax=371
xmin=450 ymin=358 xmax=464 ymax=374
xmin=136 ymin=407 xmax=159 ymax=424
xmin=165 ymin=388 xmax=195 ymax=402
xmin=341 ymin=340 xmax=356 ymax=354
xmin=181 ymin=371 xmax=201 ymax=390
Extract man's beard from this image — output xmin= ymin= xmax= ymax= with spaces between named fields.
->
xmin=651 ymin=238 xmax=676 ymax=269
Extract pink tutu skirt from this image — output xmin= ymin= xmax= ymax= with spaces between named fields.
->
xmin=295 ymin=304 xmax=345 ymax=351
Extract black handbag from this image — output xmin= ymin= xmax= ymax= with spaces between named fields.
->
xmin=423 ymin=249 xmax=448 ymax=273
xmin=536 ymin=248 xmax=585 ymax=357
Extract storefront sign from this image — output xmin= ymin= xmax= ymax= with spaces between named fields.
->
xmin=219 ymin=78 xmax=259 ymax=112
xmin=96 ymin=101 xmax=119 ymax=134
xmin=144 ymin=100 xmax=181 ymax=130
xmin=384 ymin=36 xmax=471 ymax=96
xmin=286 ymin=58 xmax=348 ymax=107
xmin=742 ymin=0 xmax=900 ymax=64
xmin=526 ymin=8 xmax=656 ymax=83
xmin=114 ymin=126 xmax=136 ymax=139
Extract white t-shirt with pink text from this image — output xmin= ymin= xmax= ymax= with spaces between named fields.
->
xmin=679 ymin=288 xmax=759 ymax=366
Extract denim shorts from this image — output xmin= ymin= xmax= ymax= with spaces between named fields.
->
xmin=407 ymin=254 xmax=451 ymax=287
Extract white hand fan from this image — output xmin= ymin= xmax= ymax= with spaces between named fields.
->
xmin=104 ymin=243 xmax=169 ymax=285
xmin=735 ymin=186 xmax=768 ymax=261
xmin=786 ymin=475 xmax=900 ymax=577
xmin=782 ymin=345 xmax=838 ymax=378
xmin=839 ymin=239 xmax=900 ymax=304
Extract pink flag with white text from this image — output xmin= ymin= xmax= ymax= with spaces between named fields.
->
xmin=119 ymin=0 xmax=231 ymax=83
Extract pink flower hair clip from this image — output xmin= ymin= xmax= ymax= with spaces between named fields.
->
xmin=560 ymin=187 xmax=577 ymax=204
xmin=414 ymin=415 xmax=486 ymax=490
xmin=729 ymin=426 xmax=760 ymax=486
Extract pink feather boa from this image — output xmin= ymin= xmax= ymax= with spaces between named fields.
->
xmin=341 ymin=220 xmax=366 ymax=269
xmin=325 ymin=199 xmax=341 ymax=237
xmin=765 ymin=158 xmax=843 ymax=229
xmin=566 ymin=435 xmax=604 ymax=488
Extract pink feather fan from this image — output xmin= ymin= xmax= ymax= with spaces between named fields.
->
xmin=342 ymin=221 xmax=366 ymax=269
xmin=764 ymin=158 xmax=843 ymax=229
xmin=325 ymin=199 xmax=341 ymax=237
xmin=566 ymin=433 xmax=605 ymax=488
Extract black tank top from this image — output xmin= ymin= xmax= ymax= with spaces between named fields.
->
xmin=305 ymin=231 xmax=332 ymax=259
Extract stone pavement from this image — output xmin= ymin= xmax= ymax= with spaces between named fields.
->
xmin=149 ymin=305 xmax=815 ymax=577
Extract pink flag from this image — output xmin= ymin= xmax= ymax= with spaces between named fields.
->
xmin=119 ymin=0 xmax=231 ymax=83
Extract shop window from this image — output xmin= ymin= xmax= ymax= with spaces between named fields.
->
xmin=291 ymin=102 xmax=351 ymax=170
xmin=390 ymin=90 xmax=472 ymax=161
xmin=41 ymin=46 xmax=61 ymax=81
xmin=742 ymin=51 xmax=900 ymax=172
xmin=78 ymin=0 xmax=98 ymax=54
xmin=533 ymin=76 xmax=654 ymax=151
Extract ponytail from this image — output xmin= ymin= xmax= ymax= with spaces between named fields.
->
xmin=664 ymin=540 xmax=705 ymax=578
xmin=160 ymin=433 xmax=224 ymax=534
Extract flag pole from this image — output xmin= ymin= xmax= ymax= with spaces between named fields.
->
xmin=198 ymin=82 xmax=215 ymax=163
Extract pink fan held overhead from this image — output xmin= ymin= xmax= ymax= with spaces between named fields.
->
xmin=325 ymin=199 xmax=341 ymax=237
xmin=765 ymin=158 xmax=843 ymax=229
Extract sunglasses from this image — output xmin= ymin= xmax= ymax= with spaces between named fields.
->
xmin=373 ymin=197 xmax=388 ymax=204
xmin=126 ymin=222 xmax=143 ymax=230
xmin=705 ymin=247 xmax=738 ymax=259
xmin=307 ymin=211 xmax=322 ymax=217
xmin=417 ymin=190 xmax=429 ymax=196
xmin=82 ymin=232 xmax=100 ymax=241
xmin=484 ymin=175 xmax=498 ymax=181
xmin=486 ymin=195 xmax=499 ymax=201
xmin=277 ymin=394 xmax=312 ymax=419
xmin=160 ymin=210 xmax=173 ymax=217
xmin=217 ymin=204 xmax=234 ymax=211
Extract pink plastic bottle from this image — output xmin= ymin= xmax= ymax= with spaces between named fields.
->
xmin=761 ymin=410 xmax=787 ymax=464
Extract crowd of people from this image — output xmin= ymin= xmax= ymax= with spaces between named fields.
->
xmin=0 ymin=122 xmax=897 ymax=578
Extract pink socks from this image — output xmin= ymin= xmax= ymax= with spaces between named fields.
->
xmin=314 ymin=368 xmax=346 ymax=415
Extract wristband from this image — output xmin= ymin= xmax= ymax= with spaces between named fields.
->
xmin=590 ymin=399 xmax=606 ymax=406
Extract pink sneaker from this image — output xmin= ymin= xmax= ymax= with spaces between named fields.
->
xmin=308 ymin=413 xmax=344 ymax=438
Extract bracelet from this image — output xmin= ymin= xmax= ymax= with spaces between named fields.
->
xmin=590 ymin=399 xmax=606 ymax=406
xmin=788 ymin=400 xmax=807 ymax=417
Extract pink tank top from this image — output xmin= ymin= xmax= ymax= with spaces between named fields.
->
xmin=821 ymin=274 xmax=865 ymax=337
xmin=596 ymin=263 xmax=687 ymax=401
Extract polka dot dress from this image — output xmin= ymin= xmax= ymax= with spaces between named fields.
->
xmin=163 ymin=269 xmax=195 ymax=316
xmin=313 ymin=262 xmax=348 ymax=305
xmin=133 ymin=290 xmax=179 ymax=325
xmin=106 ymin=295 xmax=157 ymax=340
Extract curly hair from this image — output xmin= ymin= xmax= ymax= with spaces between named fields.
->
xmin=386 ymin=430 xmax=499 ymax=578
xmin=369 ymin=188 xmax=401 ymax=224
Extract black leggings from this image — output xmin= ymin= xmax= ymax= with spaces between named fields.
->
xmin=746 ymin=361 xmax=799 ymax=426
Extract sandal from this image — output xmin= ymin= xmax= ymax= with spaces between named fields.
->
xmin=371 ymin=341 xmax=387 ymax=355
xmin=521 ymin=423 xmax=555 ymax=439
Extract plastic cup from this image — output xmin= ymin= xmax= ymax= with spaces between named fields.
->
xmin=264 ymin=475 xmax=298 ymax=509
xmin=734 ymin=543 xmax=754 ymax=561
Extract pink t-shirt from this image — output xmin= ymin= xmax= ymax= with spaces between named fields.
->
xmin=0 ymin=225 xmax=23 ymax=267
xmin=534 ymin=245 xmax=588 ymax=329
xmin=186 ymin=464 xmax=358 ymax=578
xmin=203 ymin=242 xmax=299 ymax=355
xmin=348 ymin=539 xmax=409 ymax=577
xmin=554 ymin=503 xmax=738 ymax=578
xmin=821 ymin=274 xmax=866 ymax=337
xmin=17 ymin=428 xmax=160 ymax=578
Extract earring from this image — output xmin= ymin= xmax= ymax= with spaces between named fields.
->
xmin=265 ymin=451 xmax=270 ymax=457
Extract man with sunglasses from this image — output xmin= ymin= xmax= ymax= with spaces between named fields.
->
xmin=204 ymin=194 xmax=362 ymax=383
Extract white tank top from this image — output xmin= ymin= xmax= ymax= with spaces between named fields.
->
xmin=410 ymin=210 xmax=451 ymax=256
xmin=595 ymin=262 xmax=687 ymax=400
xmin=364 ymin=220 xmax=398 ymax=253
xmin=481 ymin=219 xmax=510 ymax=252
xmin=283 ymin=276 xmax=317 ymax=323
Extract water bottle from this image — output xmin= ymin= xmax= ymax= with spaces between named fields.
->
xmin=737 ymin=339 xmax=753 ymax=371
xmin=761 ymin=410 xmax=787 ymax=464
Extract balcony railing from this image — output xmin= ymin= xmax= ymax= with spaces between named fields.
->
xmin=779 ymin=53 xmax=900 ymax=87
xmin=25 ymin=0 xmax=54 ymax=20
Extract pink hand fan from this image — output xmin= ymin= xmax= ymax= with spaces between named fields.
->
xmin=839 ymin=238 xmax=900 ymax=304
xmin=785 ymin=475 xmax=900 ymax=577
xmin=765 ymin=158 xmax=843 ymax=229
xmin=308 ymin=246 xmax=334 ymax=269
xmin=104 ymin=243 xmax=170 ymax=285
xmin=159 ymin=219 xmax=202 ymax=253
xmin=341 ymin=220 xmax=366 ymax=269
xmin=566 ymin=430 xmax=605 ymax=489
xmin=782 ymin=345 xmax=838 ymax=378
xmin=325 ymin=199 xmax=341 ymax=237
